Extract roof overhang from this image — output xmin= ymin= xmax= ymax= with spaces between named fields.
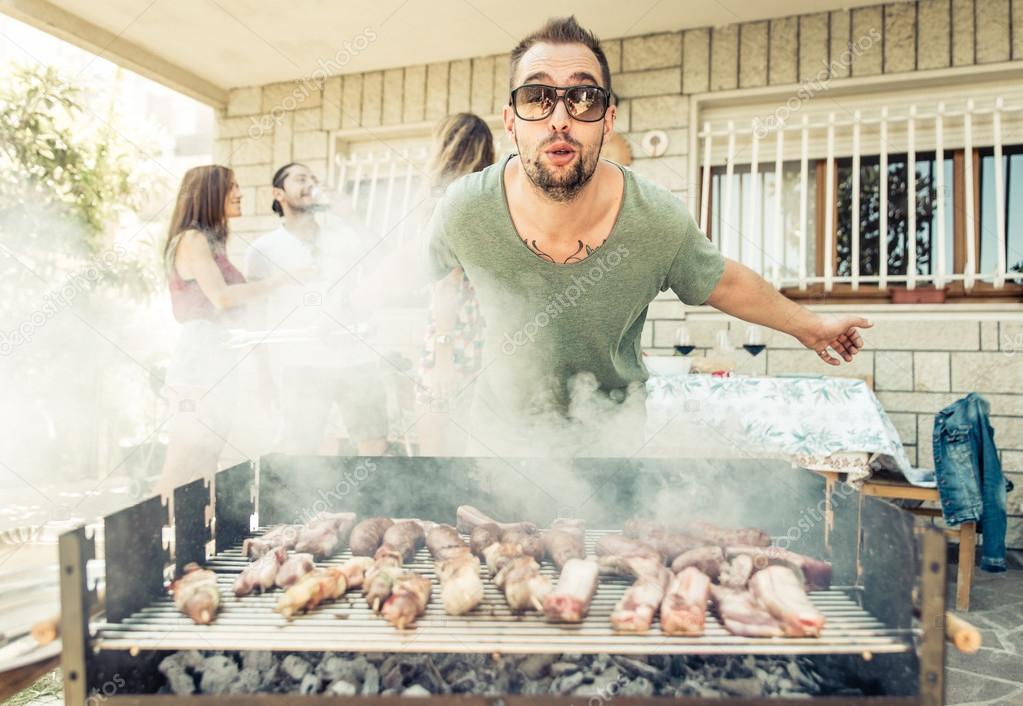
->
xmin=1 ymin=0 xmax=881 ymax=108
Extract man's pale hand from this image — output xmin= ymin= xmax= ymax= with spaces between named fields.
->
xmin=798 ymin=314 xmax=873 ymax=366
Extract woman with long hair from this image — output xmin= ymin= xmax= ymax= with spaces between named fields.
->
xmin=417 ymin=113 xmax=495 ymax=455
xmin=156 ymin=165 xmax=290 ymax=495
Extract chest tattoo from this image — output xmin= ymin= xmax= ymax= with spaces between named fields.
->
xmin=522 ymin=237 xmax=609 ymax=265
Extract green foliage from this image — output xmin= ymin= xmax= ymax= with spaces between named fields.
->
xmin=0 ymin=63 xmax=167 ymax=295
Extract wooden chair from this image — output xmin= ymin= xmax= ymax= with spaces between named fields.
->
xmin=856 ymin=474 xmax=976 ymax=611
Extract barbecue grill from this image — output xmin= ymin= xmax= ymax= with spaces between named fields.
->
xmin=58 ymin=455 xmax=947 ymax=705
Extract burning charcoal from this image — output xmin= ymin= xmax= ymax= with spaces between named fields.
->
xmin=549 ymin=670 xmax=585 ymax=694
xmin=229 ymin=668 xmax=261 ymax=694
xmin=521 ymin=678 xmax=551 ymax=695
xmin=361 ymin=664 xmax=380 ymax=694
xmin=590 ymin=653 xmax=611 ymax=675
xmin=550 ymin=661 xmax=579 ymax=677
xmin=242 ymin=651 xmax=274 ymax=673
xmin=317 ymin=656 xmax=360 ymax=685
xmin=381 ymin=664 xmax=406 ymax=691
xmin=484 ymin=671 xmax=511 ymax=696
xmin=613 ymin=656 xmax=664 ymax=683
xmin=159 ymin=650 xmax=204 ymax=675
xmin=281 ymin=654 xmax=311 ymax=681
xmin=199 ymin=656 xmax=238 ymax=695
xmin=448 ymin=673 xmax=478 ymax=693
xmin=722 ymin=677 xmax=764 ymax=698
xmin=403 ymin=684 xmax=432 ymax=696
xmin=326 ymin=680 xmax=358 ymax=696
xmin=620 ymin=676 xmax=654 ymax=697
xmin=591 ymin=664 xmax=621 ymax=691
xmin=299 ymin=673 xmax=320 ymax=695
xmin=163 ymin=667 xmax=196 ymax=696
xmin=517 ymin=652 xmax=557 ymax=679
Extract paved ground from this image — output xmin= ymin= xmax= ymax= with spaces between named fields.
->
xmin=945 ymin=560 xmax=1023 ymax=706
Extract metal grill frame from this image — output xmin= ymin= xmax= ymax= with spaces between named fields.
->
xmin=58 ymin=456 xmax=947 ymax=706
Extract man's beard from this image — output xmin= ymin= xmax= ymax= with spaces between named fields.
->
xmin=517 ymin=134 xmax=603 ymax=203
xmin=286 ymin=194 xmax=317 ymax=213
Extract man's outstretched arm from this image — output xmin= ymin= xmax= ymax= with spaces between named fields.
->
xmin=704 ymin=259 xmax=872 ymax=366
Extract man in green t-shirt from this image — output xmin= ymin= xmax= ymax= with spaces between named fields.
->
xmin=425 ymin=16 xmax=871 ymax=456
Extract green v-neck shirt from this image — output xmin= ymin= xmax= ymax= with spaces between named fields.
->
xmin=426 ymin=154 xmax=726 ymax=426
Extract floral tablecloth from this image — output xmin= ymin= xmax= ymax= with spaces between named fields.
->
xmin=643 ymin=374 xmax=920 ymax=485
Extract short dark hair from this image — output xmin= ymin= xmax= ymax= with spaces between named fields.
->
xmin=509 ymin=16 xmax=611 ymax=96
xmin=270 ymin=162 xmax=304 ymax=216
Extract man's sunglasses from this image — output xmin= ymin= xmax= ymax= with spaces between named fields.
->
xmin=509 ymin=84 xmax=611 ymax=122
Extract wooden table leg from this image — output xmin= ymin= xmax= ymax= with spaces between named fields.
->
xmin=956 ymin=522 xmax=977 ymax=611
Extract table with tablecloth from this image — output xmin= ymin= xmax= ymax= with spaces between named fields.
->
xmin=642 ymin=374 xmax=923 ymax=486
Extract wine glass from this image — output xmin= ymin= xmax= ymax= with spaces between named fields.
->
xmin=743 ymin=325 xmax=766 ymax=356
xmin=674 ymin=326 xmax=694 ymax=356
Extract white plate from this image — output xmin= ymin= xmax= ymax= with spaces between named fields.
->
xmin=644 ymin=356 xmax=692 ymax=376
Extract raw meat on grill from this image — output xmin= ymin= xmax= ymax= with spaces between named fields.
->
xmin=493 ymin=556 xmax=551 ymax=611
xmin=425 ymin=523 xmax=464 ymax=559
xmin=749 ymin=565 xmax=826 ymax=637
xmin=275 ymin=566 xmax=347 ymax=619
xmin=500 ymin=528 xmax=545 ymax=560
xmin=479 ymin=538 xmax=551 ymax=613
xmin=171 ymin=563 xmax=220 ymax=625
xmin=610 ymin=565 xmax=671 ymax=632
xmin=710 ymin=585 xmax=784 ymax=638
xmin=543 ymin=527 xmax=586 ymax=569
xmin=622 ymin=519 xmax=706 ymax=561
xmin=233 ymin=546 xmax=287 ymax=596
xmin=378 ymin=520 xmax=426 ymax=562
xmin=543 ymin=558 xmax=599 ymax=623
xmin=660 ymin=567 xmax=711 ymax=636
xmin=670 ymin=545 xmax=726 ymax=579
xmin=688 ymin=521 xmax=771 ymax=548
xmin=469 ymin=523 xmax=502 ymax=557
xmin=349 ymin=517 xmax=394 ymax=556
xmin=338 ymin=556 xmax=375 ymax=590
xmin=380 ymin=572 xmax=432 ymax=629
xmin=426 ymin=524 xmax=484 ymax=615
xmin=455 ymin=505 xmax=537 ymax=535
xmin=363 ymin=552 xmax=404 ymax=612
xmin=243 ymin=524 xmax=301 ymax=558
xmin=294 ymin=512 xmax=357 ymax=558
xmin=275 ymin=553 xmax=315 ymax=589
xmin=596 ymin=533 xmax=664 ymax=565
xmin=726 ymin=546 xmax=833 ymax=591
xmin=718 ymin=554 xmax=754 ymax=589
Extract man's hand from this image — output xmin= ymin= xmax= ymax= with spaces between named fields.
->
xmin=797 ymin=314 xmax=873 ymax=366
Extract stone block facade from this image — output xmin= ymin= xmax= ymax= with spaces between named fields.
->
xmin=216 ymin=0 xmax=1023 ymax=547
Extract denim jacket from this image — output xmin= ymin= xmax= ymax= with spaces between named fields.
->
xmin=932 ymin=393 xmax=1007 ymax=572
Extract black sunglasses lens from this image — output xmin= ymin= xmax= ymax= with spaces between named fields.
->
xmin=565 ymin=86 xmax=607 ymax=121
xmin=515 ymin=85 xmax=556 ymax=120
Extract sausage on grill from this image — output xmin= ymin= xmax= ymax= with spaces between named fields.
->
xmin=349 ymin=517 xmax=394 ymax=556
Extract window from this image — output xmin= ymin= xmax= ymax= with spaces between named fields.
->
xmin=835 ymin=153 xmax=955 ymax=280
xmin=697 ymin=92 xmax=1023 ymax=299
xmin=979 ymin=145 xmax=1023 ymax=276
xmin=709 ymin=162 xmax=816 ymax=285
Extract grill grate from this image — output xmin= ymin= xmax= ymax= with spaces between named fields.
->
xmin=92 ymin=530 xmax=914 ymax=656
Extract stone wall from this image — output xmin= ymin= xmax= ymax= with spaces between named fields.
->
xmin=217 ymin=0 xmax=1023 ymax=548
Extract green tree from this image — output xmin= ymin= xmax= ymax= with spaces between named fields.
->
xmin=0 ymin=63 xmax=166 ymax=296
